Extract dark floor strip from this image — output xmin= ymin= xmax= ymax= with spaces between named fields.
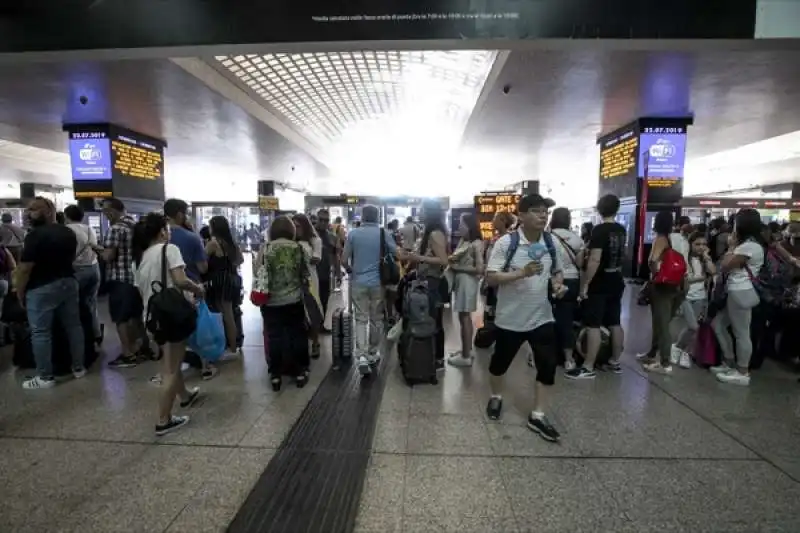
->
xmin=227 ymin=354 xmax=392 ymax=533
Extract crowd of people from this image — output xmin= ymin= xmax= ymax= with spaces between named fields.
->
xmin=7 ymin=190 xmax=800 ymax=442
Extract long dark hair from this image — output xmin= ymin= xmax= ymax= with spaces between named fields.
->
xmin=734 ymin=208 xmax=767 ymax=248
xmin=420 ymin=200 xmax=447 ymax=254
xmin=132 ymin=212 xmax=167 ymax=266
xmin=292 ymin=213 xmax=316 ymax=243
xmin=653 ymin=210 xmax=673 ymax=237
xmin=209 ymin=215 xmax=236 ymax=256
xmin=460 ymin=213 xmax=482 ymax=242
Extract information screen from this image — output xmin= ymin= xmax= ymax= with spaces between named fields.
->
xmin=474 ymin=193 xmax=519 ymax=240
xmin=108 ymin=126 xmax=166 ymax=201
xmin=67 ymin=124 xmax=166 ymax=201
xmin=598 ymin=128 xmax=639 ymax=198
xmin=639 ymin=129 xmax=687 ymax=205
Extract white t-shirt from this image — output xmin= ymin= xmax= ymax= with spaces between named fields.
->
xmin=486 ymin=229 xmax=561 ymax=332
xmin=67 ymin=223 xmax=98 ymax=267
xmin=686 ymin=257 xmax=707 ymax=300
xmin=669 ymin=233 xmax=690 ymax=263
xmin=551 ymin=228 xmax=583 ymax=280
xmin=727 ymin=239 xmax=764 ymax=292
xmin=135 ymin=243 xmax=186 ymax=318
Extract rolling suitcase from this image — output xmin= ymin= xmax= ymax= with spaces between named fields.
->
xmin=398 ymin=278 xmax=438 ymax=386
xmin=331 ymin=280 xmax=353 ymax=368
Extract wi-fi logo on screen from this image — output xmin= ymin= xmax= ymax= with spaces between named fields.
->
xmin=79 ymin=142 xmax=103 ymax=162
xmin=649 ymin=139 xmax=676 ymax=158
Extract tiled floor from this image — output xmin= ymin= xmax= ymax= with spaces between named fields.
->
xmin=0 ymin=292 xmax=327 ymax=533
xmin=356 ymin=289 xmax=800 ymax=533
xmin=3 ymin=283 xmax=800 ymax=532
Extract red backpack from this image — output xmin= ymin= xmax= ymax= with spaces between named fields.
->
xmin=652 ymin=242 xmax=687 ymax=286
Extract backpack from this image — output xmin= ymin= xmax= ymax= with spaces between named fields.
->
xmin=145 ymin=244 xmax=198 ymax=345
xmin=747 ymin=247 xmax=792 ymax=306
xmin=652 ymin=241 xmax=687 ymax=286
xmin=0 ymin=245 xmax=9 ymax=274
xmin=403 ymin=279 xmax=437 ymax=338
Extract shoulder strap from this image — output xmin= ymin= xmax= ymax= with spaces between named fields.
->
xmin=542 ymin=232 xmax=558 ymax=274
xmin=379 ymin=227 xmax=387 ymax=260
xmin=502 ymin=232 xmax=520 ymax=273
xmin=161 ymin=244 xmax=169 ymax=288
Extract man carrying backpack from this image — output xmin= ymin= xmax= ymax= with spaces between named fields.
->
xmin=484 ymin=193 xmax=565 ymax=443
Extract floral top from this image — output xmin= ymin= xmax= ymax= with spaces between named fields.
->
xmin=259 ymin=238 xmax=308 ymax=306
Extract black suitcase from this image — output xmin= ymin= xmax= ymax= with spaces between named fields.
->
xmin=398 ymin=332 xmax=438 ymax=386
xmin=331 ymin=307 xmax=353 ymax=368
xmin=12 ymin=301 xmax=99 ymax=376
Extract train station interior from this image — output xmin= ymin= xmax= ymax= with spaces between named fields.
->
xmin=1 ymin=2 xmax=800 ymax=532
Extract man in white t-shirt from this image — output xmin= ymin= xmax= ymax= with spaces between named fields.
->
xmin=484 ymin=193 xmax=565 ymax=443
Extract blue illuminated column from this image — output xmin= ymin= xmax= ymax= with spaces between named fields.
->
xmin=596 ymin=116 xmax=692 ymax=279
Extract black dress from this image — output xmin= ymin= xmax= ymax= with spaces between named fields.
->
xmin=207 ymin=251 xmax=239 ymax=304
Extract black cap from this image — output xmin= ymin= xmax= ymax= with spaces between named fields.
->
xmin=518 ymin=193 xmax=555 ymax=213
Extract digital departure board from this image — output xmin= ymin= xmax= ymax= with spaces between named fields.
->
xmin=65 ymin=123 xmax=166 ymax=202
xmin=475 ymin=193 xmax=520 ymax=240
xmin=597 ymin=127 xmax=639 ymax=198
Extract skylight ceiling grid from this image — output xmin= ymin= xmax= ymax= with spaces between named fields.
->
xmin=215 ymin=50 xmax=496 ymax=146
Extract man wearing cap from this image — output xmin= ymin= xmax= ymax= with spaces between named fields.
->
xmin=484 ymin=193 xmax=564 ymax=442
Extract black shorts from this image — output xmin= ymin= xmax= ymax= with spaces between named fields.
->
xmin=582 ymin=291 xmax=623 ymax=328
xmin=107 ymin=281 xmax=143 ymax=324
xmin=489 ymin=322 xmax=558 ymax=385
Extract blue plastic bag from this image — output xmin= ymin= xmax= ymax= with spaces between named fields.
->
xmin=188 ymin=301 xmax=226 ymax=362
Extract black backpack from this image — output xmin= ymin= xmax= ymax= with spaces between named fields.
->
xmin=145 ymin=244 xmax=197 ymax=345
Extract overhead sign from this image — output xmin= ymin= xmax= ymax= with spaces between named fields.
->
xmin=681 ymin=197 xmax=800 ymax=209
xmin=474 ymin=192 xmax=520 ymax=240
xmin=259 ymin=195 xmax=280 ymax=210
xmin=597 ymin=126 xmax=639 ymax=199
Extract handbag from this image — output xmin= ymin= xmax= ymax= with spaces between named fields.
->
xmin=298 ymin=246 xmax=323 ymax=330
xmin=379 ymin=228 xmax=400 ymax=286
xmin=250 ymin=248 xmax=270 ymax=306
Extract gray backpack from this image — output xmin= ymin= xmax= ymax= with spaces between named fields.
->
xmin=403 ymin=279 xmax=436 ymax=338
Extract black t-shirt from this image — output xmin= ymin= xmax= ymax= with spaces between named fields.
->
xmin=21 ymin=223 xmax=77 ymax=291
xmin=587 ymin=221 xmax=626 ymax=294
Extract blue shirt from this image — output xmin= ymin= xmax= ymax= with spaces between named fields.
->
xmin=169 ymin=226 xmax=207 ymax=281
xmin=344 ymin=223 xmax=397 ymax=288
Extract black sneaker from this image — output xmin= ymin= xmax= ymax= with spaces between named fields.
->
xmin=604 ymin=361 xmax=623 ymax=374
xmin=527 ymin=414 xmax=560 ymax=442
xmin=108 ymin=354 xmax=138 ymax=369
xmin=155 ymin=415 xmax=189 ymax=436
xmin=179 ymin=388 xmax=200 ymax=408
xmin=137 ymin=346 xmax=157 ymax=362
xmin=310 ymin=342 xmax=321 ymax=360
xmin=565 ymin=367 xmax=596 ymax=380
xmin=486 ymin=397 xmax=503 ymax=420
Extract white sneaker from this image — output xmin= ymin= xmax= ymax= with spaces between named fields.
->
xmin=670 ymin=345 xmax=681 ymax=365
xmin=72 ymin=368 xmax=88 ymax=379
xmin=678 ymin=351 xmax=691 ymax=369
xmin=643 ymin=361 xmax=673 ymax=375
xmin=636 ymin=351 xmax=654 ymax=361
xmin=716 ymin=369 xmax=750 ymax=386
xmin=22 ymin=376 xmax=56 ymax=389
xmin=447 ymin=352 xmax=474 ymax=368
xmin=710 ymin=365 xmax=732 ymax=375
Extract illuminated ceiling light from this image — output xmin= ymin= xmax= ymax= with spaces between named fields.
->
xmin=215 ymin=49 xmax=496 ymax=147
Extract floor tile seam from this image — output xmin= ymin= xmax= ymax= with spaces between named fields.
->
xmin=629 ymin=367 xmax=800 ymax=484
xmin=370 ymin=450 xmax=772 ymax=462
xmin=0 ymin=433 xmax=272 ymax=451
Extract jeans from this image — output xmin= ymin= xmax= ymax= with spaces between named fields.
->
xmin=26 ymin=277 xmax=85 ymax=379
xmin=675 ymin=298 xmax=707 ymax=352
xmin=74 ymin=263 xmax=101 ymax=339
xmin=352 ymin=284 xmax=384 ymax=358
xmin=713 ymin=287 xmax=759 ymax=369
